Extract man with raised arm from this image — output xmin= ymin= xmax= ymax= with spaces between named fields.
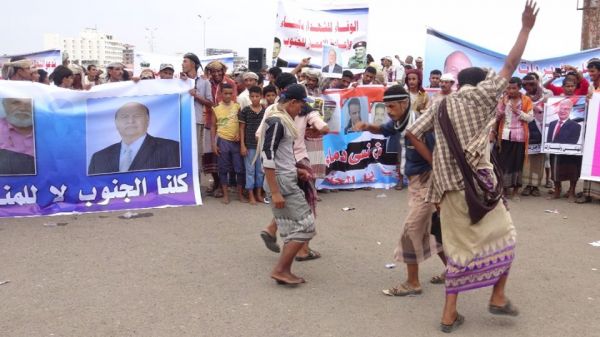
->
xmin=405 ymin=1 xmax=539 ymax=333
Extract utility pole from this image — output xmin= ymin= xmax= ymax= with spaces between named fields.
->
xmin=145 ymin=27 xmax=158 ymax=52
xmin=579 ymin=0 xmax=600 ymax=50
xmin=198 ymin=15 xmax=211 ymax=56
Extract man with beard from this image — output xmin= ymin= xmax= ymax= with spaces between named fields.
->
xmin=103 ymin=62 xmax=124 ymax=83
xmin=0 ymin=98 xmax=34 ymax=157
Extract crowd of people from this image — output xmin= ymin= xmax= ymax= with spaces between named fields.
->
xmin=1 ymin=1 xmax=599 ymax=333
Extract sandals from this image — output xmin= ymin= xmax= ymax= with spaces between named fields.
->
xmin=260 ymin=231 xmax=280 ymax=253
xmin=394 ymin=183 xmax=404 ymax=191
xmin=440 ymin=313 xmax=465 ymax=333
xmin=382 ymin=282 xmax=422 ymax=296
xmin=213 ymin=188 xmax=224 ymax=198
xmin=489 ymin=300 xmax=519 ymax=316
xmin=295 ymin=249 xmax=321 ymax=261
xmin=575 ymin=196 xmax=591 ymax=204
xmin=430 ymin=273 xmax=446 ymax=284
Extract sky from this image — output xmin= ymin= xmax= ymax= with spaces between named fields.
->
xmin=0 ymin=0 xmax=584 ymax=61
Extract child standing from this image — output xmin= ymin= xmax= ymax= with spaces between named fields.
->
xmin=211 ymin=83 xmax=246 ymax=204
xmin=258 ymin=84 xmax=315 ymax=285
xmin=262 ymin=85 xmax=278 ymax=106
xmin=239 ymin=86 xmax=266 ymax=204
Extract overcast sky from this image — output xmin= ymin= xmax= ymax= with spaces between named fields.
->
xmin=0 ymin=0 xmax=584 ymax=61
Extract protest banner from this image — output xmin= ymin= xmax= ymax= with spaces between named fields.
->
xmin=581 ymin=93 xmax=600 ymax=182
xmin=0 ymin=80 xmax=200 ymax=217
xmin=424 ymin=28 xmax=600 ymax=87
xmin=0 ymin=49 xmax=62 ymax=79
xmin=542 ymin=96 xmax=587 ymax=155
xmin=316 ymin=85 xmax=400 ymax=190
xmin=274 ymin=0 xmax=369 ymax=73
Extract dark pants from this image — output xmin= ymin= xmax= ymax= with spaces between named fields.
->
xmin=217 ymin=137 xmax=244 ymax=186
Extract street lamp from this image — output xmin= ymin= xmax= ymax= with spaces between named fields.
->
xmin=197 ymin=15 xmax=211 ymax=56
xmin=145 ymin=27 xmax=157 ymax=52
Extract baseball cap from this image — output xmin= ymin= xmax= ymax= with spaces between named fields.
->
xmin=280 ymin=84 xmax=313 ymax=103
xmin=159 ymin=63 xmax=174 ymax=71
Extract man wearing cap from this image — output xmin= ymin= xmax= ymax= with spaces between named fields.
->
xmin=237 ymin=72 xmax=259 ymax=110
xmin=347 ymin=41 xmax=367 ymax=69
xmin=1 ymin=57 xmax=34 ymax=81
xmin=158 ymin=64 xmax=175 ymax=79
xmin=303 ymin=69 xmax=322 ymax=96
xmin=103 ymin=62 xmax=124 ymax=83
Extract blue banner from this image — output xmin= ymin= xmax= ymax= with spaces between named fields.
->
xmin=0 ymin=80 xmax=201 ymax=217
xmin=424 ymin=28 xmax=600 ymax=86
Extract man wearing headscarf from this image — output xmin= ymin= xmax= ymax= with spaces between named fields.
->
xmin=2 ymin=58 xmax=34 ymax=81
xmin=103 ymin=62 xmax=125 ymax=83
xmin=303 ymin=68 xmax=322 ymax=96
xmin=237 ymin=72 xmax=259 ymax=110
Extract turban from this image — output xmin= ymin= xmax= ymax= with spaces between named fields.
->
xmin=242 ymin=72 xmax=258 ymax=81
xmin=1 ymin=59 xmax=33 ymax=79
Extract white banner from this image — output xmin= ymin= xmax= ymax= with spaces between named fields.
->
xmin=581 ymin=93 xmax=600 ymax=182
xmin=0 ymin=49 xmax=61 ymax=79
xmin=274 ymin=0 xmax=369 ymax=72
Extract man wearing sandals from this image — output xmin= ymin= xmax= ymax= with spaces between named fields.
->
xmin=406 ymin=1 xmax=539 ymax=332
xmin=353 ymin=85 xmax=447 ymax=297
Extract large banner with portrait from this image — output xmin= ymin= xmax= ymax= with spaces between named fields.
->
xmin=581 ymin=93 xmax=600 ymax=182
xmin=0 ymin=49 xmax=62 ymax=80
xmin=0 ymin=80 xmax=201 ymax=218
xmin=315 ymin=85 xmax=400 ymax=190
xmin=541 ymin=96 xmax=587 ymax=155
xmin=273 ymin=0 xmax=369 ymax=73
xmin=424 ymin=28 xmax=600 ymax=87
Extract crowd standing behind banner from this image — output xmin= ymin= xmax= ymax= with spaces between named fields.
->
xmin=1 ymin=1 xmax=600 ymax=332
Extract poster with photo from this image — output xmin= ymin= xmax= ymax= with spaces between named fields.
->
xmin=542 ymin=96 xmax=587 ymax=155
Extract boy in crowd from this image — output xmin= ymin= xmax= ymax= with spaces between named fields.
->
xmin=211 ymin=83 xmax=246 ymax=204
xmin=239 ymin=86 xmax=266 ymax=204
xmin=259 ymin=83 xmax=316 ymax=285
xmin=262 ymin=85 xmax=278 ymax=107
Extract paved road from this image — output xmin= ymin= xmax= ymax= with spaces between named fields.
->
xmin=1 ymin=188 xmax=599 ymax=337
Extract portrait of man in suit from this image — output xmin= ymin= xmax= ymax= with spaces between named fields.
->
xmin=546 ymin=99 xmax=581 ymax=145
xmin=272 ymin=37 xmax=288 ymax=68
xmin=0 ymin=148 xmax=35 ymax=175
xmin=88 ymin=102 xmax=180 ymax=175
xmin=322 ymin=48 xmax=343 ymax=74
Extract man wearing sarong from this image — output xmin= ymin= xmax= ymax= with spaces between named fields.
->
xmin=406 ymin=1 xmax=539 ymax=332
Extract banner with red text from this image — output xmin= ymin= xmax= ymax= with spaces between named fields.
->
xmin=316 ymin=85 xmax=400 ymax=190
xmin=274 ymin=0 xmax=369 ymax=72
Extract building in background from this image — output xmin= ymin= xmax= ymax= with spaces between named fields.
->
xmin=123 ymin=44 xmax=135 ymax=69
xmin=44 ymin=28 xmax=131 ymax=68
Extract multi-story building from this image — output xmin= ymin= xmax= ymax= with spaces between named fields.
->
xmin=44 ymin=28 xmax=130 ymax=68
xmin=123 ymin=44 xmax=135 ymax=68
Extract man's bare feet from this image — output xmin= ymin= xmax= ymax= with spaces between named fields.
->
xmin=221 ymin=197 xmax=230 ymax=204
xmin=248 ymin=192 xmax=257 ymax=205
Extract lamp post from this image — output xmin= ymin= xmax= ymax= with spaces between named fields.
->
xmin=145 ymin=27 xmax=157 ymax=52
xmin=197 ymin=15 xmax=211 ymax=56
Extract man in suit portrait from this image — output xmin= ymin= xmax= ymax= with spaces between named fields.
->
xmin=88 ymin=102 xmax=180 ymax=175
xmin=546 ymin=99 xmax=581 ymax=144
xmin=322 ymin=48 xmax=343 ymax=74
xmin=0 ymin=148 xmax=35 ymax=175
xmin=272 ymin=37 xmax=288 ymax=68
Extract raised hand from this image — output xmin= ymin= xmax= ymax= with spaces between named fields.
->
xmin=522 ymin=0 xmax=539 ymax=31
